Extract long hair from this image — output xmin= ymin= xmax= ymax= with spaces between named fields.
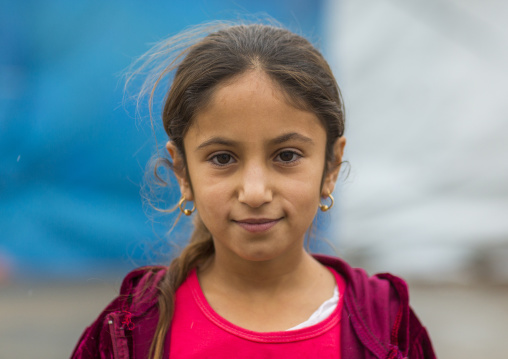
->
xmin=126 ymin=22 xmax=345 ymax=359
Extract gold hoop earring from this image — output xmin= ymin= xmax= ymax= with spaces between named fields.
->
xmin=178 ymin=196 xmax=195 ymax=216
xmin=319 ymin=192 xmax=334 ymax=212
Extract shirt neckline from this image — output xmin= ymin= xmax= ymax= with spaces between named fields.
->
xmin=187 ymin=267 xmax=346 ymax=343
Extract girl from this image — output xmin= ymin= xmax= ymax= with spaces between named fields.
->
xmin=72 ymin=23 xmax=436 ymax=359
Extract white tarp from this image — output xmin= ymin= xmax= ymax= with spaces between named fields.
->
xmin=325 ymin=0 xmax=508 ymax=281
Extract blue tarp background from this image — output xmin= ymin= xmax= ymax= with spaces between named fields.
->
xmin=0 ymin=0 xmax=330 ymax=279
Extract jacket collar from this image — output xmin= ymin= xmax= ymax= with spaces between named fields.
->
xmin=121 ymin=256 xmax=410 ymax=359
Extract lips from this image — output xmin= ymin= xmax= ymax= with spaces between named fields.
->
xmin=234 ymin=218 xmax=281 ymax=233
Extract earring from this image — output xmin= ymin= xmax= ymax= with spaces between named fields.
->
xmin=178 ymin=196 xmax=195 ymax=216
xmin=319 ymin=191 xmax=334 ymax=212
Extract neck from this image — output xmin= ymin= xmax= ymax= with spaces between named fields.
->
xmin=199 ymin=247 xmax=321 ymax=296
xmin=196 ymin=242 xmax=336 ymax=332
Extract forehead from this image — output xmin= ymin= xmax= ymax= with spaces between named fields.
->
xmin=186 ymin=71 xmax=326 ymax=144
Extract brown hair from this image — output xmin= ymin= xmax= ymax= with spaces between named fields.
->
xmin=128 ymin=22 xmax=345 ymax=359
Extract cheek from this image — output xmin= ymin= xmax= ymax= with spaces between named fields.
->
xmin=283 ymin=177 xmax=321 ymax=217
xmin=193 ymin=179 xmax=232 ymax=216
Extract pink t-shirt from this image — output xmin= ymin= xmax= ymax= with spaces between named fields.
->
xmin=169 ymin=267 xmax=346 ymax=358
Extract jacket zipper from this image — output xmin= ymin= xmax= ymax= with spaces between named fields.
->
xmin=108 ymin=313 xmax=124 ymax=359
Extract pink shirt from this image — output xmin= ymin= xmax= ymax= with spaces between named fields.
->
xmin=169 ymin=267 xmax=346 ymax=358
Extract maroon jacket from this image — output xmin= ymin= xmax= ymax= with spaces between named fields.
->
xmin=71 ymin=255 xmax=436 ymax=358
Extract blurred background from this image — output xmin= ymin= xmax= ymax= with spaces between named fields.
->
xmin=1 ymin=0 xmax=507 ymax=358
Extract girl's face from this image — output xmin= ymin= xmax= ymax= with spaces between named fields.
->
xmin=168 ymin=70 xmax=345 ymax=264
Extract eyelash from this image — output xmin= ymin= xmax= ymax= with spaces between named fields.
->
xmin=274 ymin=150 xmax=302 ymax=165
xmin=209 ymin=153 xmax=236 ymax=166
xmin=208 ymin=150 xmax=302 ymax=167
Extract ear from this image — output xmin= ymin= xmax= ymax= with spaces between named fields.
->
xmin=321 ymin=136 xmax=346 ymax=197
xmin=166 ymin=141 xmax=194 ymax=201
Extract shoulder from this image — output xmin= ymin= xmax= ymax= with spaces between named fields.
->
xmin=71 ymin=266 xmax=168 ymax=359
xmin=118 ymin=265 xmax=167 ymax=311
xmin=314 ymin=254 xmax=404 ymax=302
xmin=314 ymin=254 xmax=436 ymax=359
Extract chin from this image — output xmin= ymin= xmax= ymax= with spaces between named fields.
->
xmin=235 ymin=248 xmax=285 ymax=263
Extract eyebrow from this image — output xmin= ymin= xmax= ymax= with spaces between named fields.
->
xmin=196 ymin=132 xmax=314 ymax=151
xmin=196 ymin=137 xmax=239 ymax=151
xmin=270 ymin=132 xmax=314 ymax=146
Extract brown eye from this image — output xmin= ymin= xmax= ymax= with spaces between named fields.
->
xmin=212 ymin=153 xmax=234 ymax=165
xmin=278 ymin=151 xmax=296 ymax=162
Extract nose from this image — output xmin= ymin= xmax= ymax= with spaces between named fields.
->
xmin=237 ymin=161 xmax=272 ymax=208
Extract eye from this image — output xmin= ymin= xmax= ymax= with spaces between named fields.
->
xmin=210 ymin=153 xmax=235 ymax=166
xmin=275 ymin=150 xmax=302 ymax=164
